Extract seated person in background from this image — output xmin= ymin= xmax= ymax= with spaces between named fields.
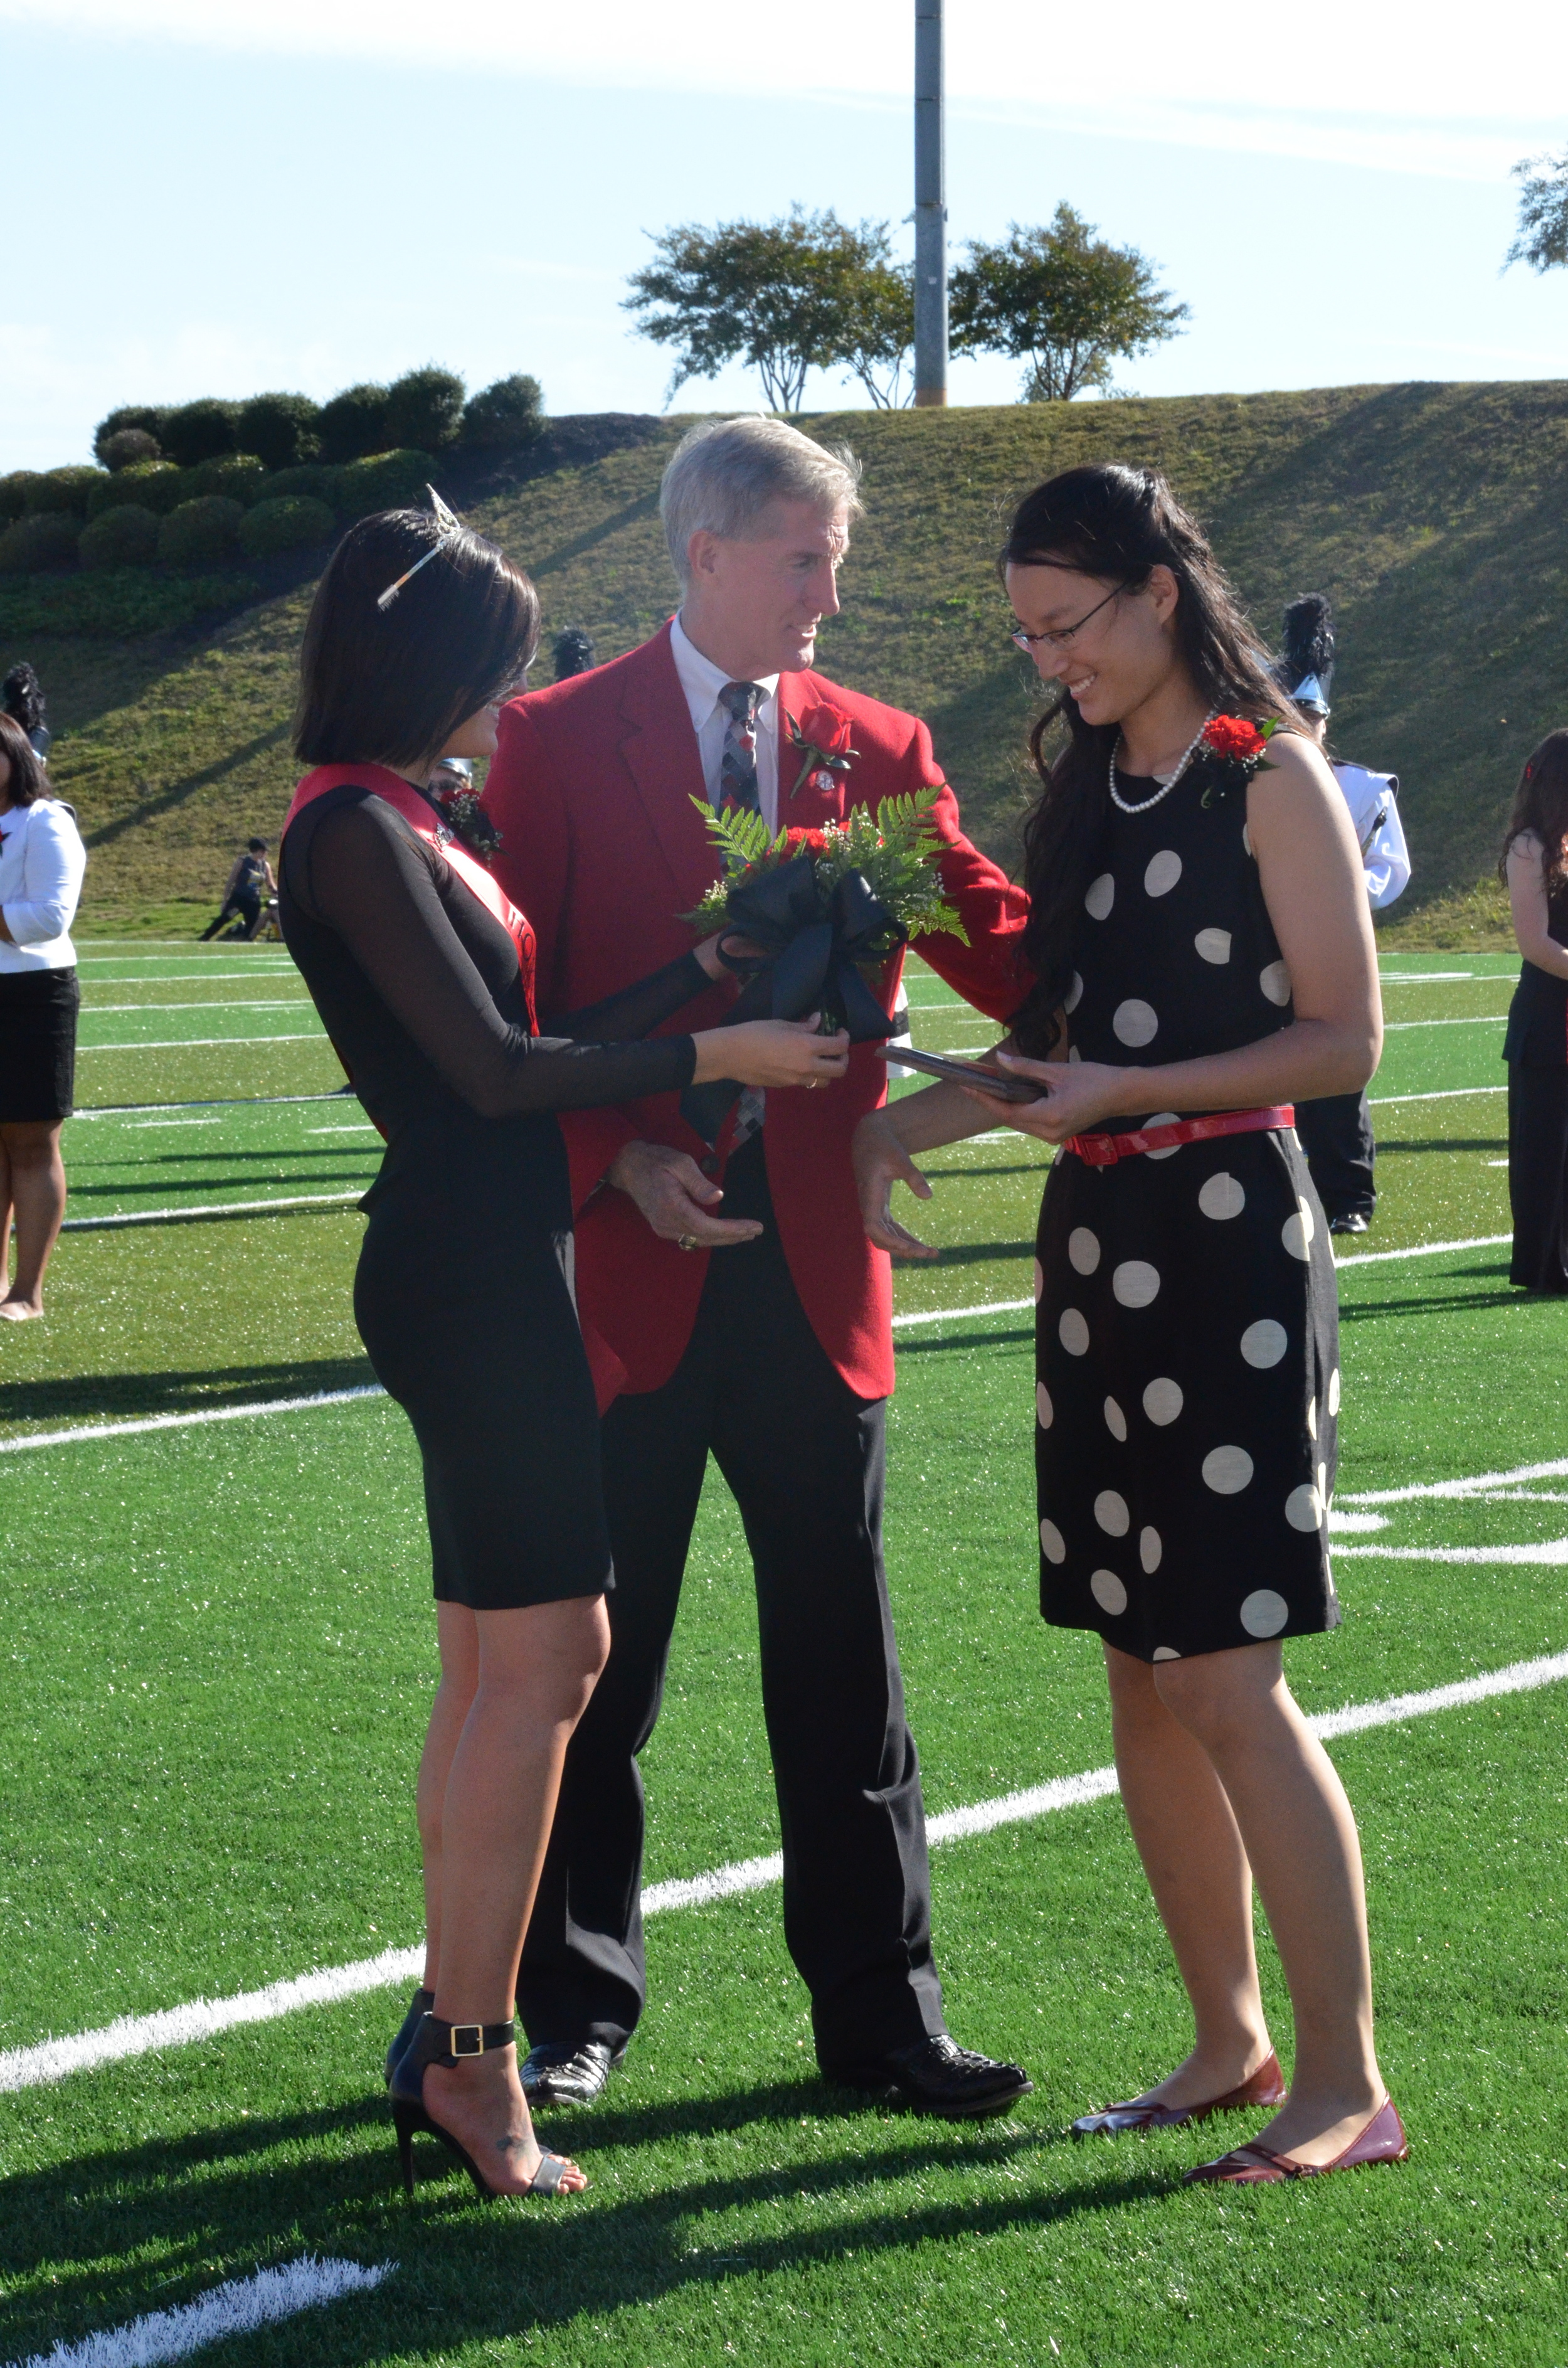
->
xmin=200 ymin=839 xmax=276 ymax=942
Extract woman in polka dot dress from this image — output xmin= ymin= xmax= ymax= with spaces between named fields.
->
xmin=853 ymin=464 xmax=1407 ymax=2184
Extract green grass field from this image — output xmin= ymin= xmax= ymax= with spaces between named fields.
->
xmin=1 ymin=948 xmax=1565 ymax=2367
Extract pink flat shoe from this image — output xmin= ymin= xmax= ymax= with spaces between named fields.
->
xmin=1072 ymin=2051 xmax=1286 ymax=2138
xmin=1185 ymin=2096 xmax=1409 ymax=2184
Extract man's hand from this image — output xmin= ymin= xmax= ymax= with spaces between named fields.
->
xmin=852 ymin=1110 xmax=938 ymax=1260
xmin=605 ymin=1139 xmax=763 ymax=1248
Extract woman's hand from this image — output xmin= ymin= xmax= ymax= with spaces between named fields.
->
xmin=852 ymin=1109 xmax=938 ymax=1258
xmin=692 ymin=1015 xmax=851 ymax=1089
xmin=692 ymin=930 xmax=770 ymax=984
xmin=961 ymin=1052 xmax=1138 ymax=1144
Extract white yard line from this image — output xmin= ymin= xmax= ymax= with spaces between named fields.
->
xmin=61 ymin=1192 xmax=363 ymax=1233
xmin=1369 ymin=1085 xmax=1505 ymax=1105
xmin=1336 ymin=1231 xmax=1509 ymax=1266
xmin=0 ymin=1387 xmax=384 ymax=1457
xmin=77 ymin=1036 xmax=324 ymax=1054
xmin=1337 ymin=1540 xmax=1568 ymax=1563
xmin=85 ymin=1000 xmax=313 ymax=1015
xmin=71 ymin=1095 xmax=344 ymax=1120
xmin=4 ymin=1650 xmax=1564 ymax=2097
xmin=1382 ymin=1014 xmax=1508 ymax=1031
xmin=1340 ymin=1454 xmax=1568 ymax=1507
xmin=9 ymin=2255 xmax=393 ymax=2368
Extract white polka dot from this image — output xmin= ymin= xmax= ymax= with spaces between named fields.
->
xmin=1068 ymin=1044 xmax=1083 ymax=1064
xmin=1306 ymin=1396 xmax=1318 ymax=1441
xmin=1064 ymin=970 xmax=1084 ymax=1014
xmin=1241 ymin=1319 xmax=1287 ymax=1368
xmin=1198 ymin=1171 xmax=1246 ymax=1221
xmin=1091 ymin=1568 xmax=1128 ymax=1616
xmin=1194 ymin=927 xmax=1232 ymax=964
xmin=1059 ymin=1306 xmax=1089 ymax=1356
xmin=1202 ymin=1445 xmax=1254 ymax=1495
xmin=1112 ymin=998 xmax=1158 ymax=1048
xmin=1032 ymin=1256 xmax=1044 ymax=1303
xmin=1036 ymin=1381 xmax=1054 ymax=1429
xmin=1242 ymin=822 xmax=1254 ymax=859
xmin=1144 ymin=848 xmax=1183 ymax=898
xmin=1239 ymin=1588 xmax=1290 ymax=1638
xmin=1285 ymin=1483 xmax=1323 ymax=1532
xmin=1039 ymin=1517 xmax=1066 ymax=1564
xmin=1328 ymin=1367 xmax=1341 ymax=1416
xmin=1143 ymin=1112 xmax=1182 ymax=1161
xmin=1104 ymin=1395 xmax=1128 ymax=1442
xmin=1067 ymin=1226 xmax=1101 ymax=1275
xmin=1282 ymin=1201 xmax=1315 ymax=1261
xmin=1140 ymin=1526 xmax=1162 ymax=1573
xmin=1143 ymin=1376 xmax=1184 ymax=1426
xmin=1094 ymin=1489 xmax=1130 ymax=1537
xmin=1084 ymin=872 xmax=1115 ymax=920
xmin=1153 ymin=1645 xmax=1182 ymax=1661
xmin=1112 ymin=1260 xmax=1161 ymax=1309
xmin=1316 ymin=1459 xmax=1328 ymax=1505
xmin=1259 ymin=960 xmax=1292 ymax=1007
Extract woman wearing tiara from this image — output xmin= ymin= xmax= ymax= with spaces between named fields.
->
xmin=280 ymin=502 xmax=849 ymax=2200
xmin=854 ymin=464 xmax=1407 ymax=2184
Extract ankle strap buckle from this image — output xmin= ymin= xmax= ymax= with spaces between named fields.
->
xmin=450 ymin=2022 xmax=487 ymax=2056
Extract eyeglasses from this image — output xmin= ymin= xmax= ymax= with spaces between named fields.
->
xmin=1010 ymin=583 xmax=1125 ymax=659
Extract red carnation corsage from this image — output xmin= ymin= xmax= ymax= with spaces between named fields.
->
xmin=1198 ymin=713 xmax=1278 ymax=804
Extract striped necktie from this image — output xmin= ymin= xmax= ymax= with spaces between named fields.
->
xmin=717 ymin=681 xmax=765 ymax=815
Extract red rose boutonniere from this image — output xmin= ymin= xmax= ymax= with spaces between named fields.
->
xmin=1199 ymin=714 xmax=1278 ymax=806
xmin=427 ymin=776 xmax=504 ymax=863
xmin=784 ymin=709 xmax=859 ymax=802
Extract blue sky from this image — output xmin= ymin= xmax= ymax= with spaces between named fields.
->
xmin=2 ymin=0 xmax=1565 ymax=470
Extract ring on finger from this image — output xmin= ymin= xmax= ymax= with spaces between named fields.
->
xmin=676 ymin=1233 xmax=701 ymax=1251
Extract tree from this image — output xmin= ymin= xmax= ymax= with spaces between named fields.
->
xmin=951 ymin=205 xmax=1189 ymax=403
xmin=829 ymin=243 xmax=917 ymax=410
xmin=1506 ymin=149 xmax=1568 ymax=274
xmin=626 ymin=206 xmax=891 ymax=412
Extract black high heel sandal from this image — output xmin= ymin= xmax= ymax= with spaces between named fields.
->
xmin=384 ymin=1985 xmax=434 ymax=2088
xmin=389 ymin=2013 xmax=580 ymax=2199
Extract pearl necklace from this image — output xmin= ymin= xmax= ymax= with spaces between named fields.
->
xmin=1108 ymin=708 xmax=1219 ymax=815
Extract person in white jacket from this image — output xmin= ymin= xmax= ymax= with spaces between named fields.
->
xmin=0 ymin=714 xmax=87 ymax=1319
xmin=1276 ymin=596 xmax=1411 ymax=1233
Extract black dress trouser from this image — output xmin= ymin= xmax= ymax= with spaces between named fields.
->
xmin=1507 ymin=1064 xmax=1568 ymax=1292
xmin=1295 ymin=1090 xmax=1375 ymax=1219
xmin=516 ymin=1137 xmax=946 ymax=2073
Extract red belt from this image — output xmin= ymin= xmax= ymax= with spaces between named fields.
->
xmin=1066 ymin=1105 xmax=1295 ymax=1168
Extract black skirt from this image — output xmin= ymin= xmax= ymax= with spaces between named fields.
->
xmin=0 ymin=966 xmax=79 ymax=1122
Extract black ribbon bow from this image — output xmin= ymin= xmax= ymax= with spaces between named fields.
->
xmin=679 ymin=852 xmax=906 ymax=1146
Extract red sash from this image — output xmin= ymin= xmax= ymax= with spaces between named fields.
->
xmin=1066 ymin=1106 xmax=1295 ymax=1167
xmin=283 ymin=763 xmax=538 ymax=1027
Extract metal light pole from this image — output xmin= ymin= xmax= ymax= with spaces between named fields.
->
xmin=913 ymin=0 xmax=947 ymax=406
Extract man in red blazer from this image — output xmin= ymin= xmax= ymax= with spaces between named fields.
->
xmin=485 ymin=416 xmax=1031 ymax=2118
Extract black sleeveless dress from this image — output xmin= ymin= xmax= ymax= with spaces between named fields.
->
xmin=1032 ymin=762 xmax=1340 ymax=1663
xmin=1502 ymin=873 xmax=1568 ymax=1292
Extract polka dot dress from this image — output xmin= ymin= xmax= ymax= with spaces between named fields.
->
xmin=1034 ymin=763 xmax=1340 ymax=1662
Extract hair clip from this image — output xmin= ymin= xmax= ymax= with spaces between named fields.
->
xmin=376 ymin=487 xmax=464 ymax=612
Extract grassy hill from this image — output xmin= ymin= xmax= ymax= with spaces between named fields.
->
xmin=8 ymin=382 xmax=1567 ymax=943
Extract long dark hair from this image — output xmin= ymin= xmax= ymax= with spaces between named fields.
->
xmin=1005 ymin=464 xmax=1302 ymax=1054
xmin=1498 ymin=730 xmax=1568 ymax=895
xmin=0 ymin=711 xmax=47 ymax=805
xmin=2 ymin=661 xmax=45 ymax=736
xmin=294 ymin=507 xmax=540 ymax=769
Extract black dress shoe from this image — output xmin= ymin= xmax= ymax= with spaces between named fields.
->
xmin=836 ymin=2034 xmax=1033 ymax=2120
xmin=1327 ymin=1210 xmax=1371 ymax=1235
xmin=519 ymin=2039 xmax=627 ymax=2109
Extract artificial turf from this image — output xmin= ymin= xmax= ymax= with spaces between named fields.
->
xmin=1 ymin=950 xmax=1564 ymax=2364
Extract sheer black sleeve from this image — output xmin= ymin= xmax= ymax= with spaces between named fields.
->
xmin=287 ymin=797 xmax=696 ymax=1117
xmin=545 ymin=950 xmax=711 ymax=1043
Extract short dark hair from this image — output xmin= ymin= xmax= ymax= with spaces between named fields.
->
xmin=246 ymin=837 xmax=268 ymax=852
xmin=2 ymin=661 xmax=45 ymax=736
xmin=0 ymin=711 xmax=48 ymax=805
xmin=294 ymin=507 xmax=541 ymax=769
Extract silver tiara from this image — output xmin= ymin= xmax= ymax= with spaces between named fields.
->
xmin=376 ymin=487 xmax=464 ymax=612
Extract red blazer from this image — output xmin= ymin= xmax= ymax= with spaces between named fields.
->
xmin=484 ymin=622 xmax=1031 ymax=1404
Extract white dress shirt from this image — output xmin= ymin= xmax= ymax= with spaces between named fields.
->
xmin=670 ymin=613 xmax=781 ymax=829
xmin=1331 ymin=762 xmax=1411 ymax=910
xmin=0 ymin=796 xmax=87 ymax=971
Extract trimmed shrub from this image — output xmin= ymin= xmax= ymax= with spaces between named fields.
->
xmin=186 ymin=453 xmax=268 ymax=506
xmin=0 ymin=473 xmax=39 ymax=523
xmin=385 ymin=366 xmax=465 ymax=453
xmin=237 ymin=495 xmax=336 ymax=558
xmin=263 ymin=463 xmax=345 ymax=513
xmin=236 ymin=391 xmax=320 ymax=470
xmin=161 ymin=398 xmax=240 ymax=469
xmin=462 ymin=373 xmax=545 ymax=450
xmin=0 ymin=513 xmax=80 ymax=574
xmin=102 ymin=428 xmax=161 ymax=472
xmin=338 ymin=449 xmax=435 ymax=516
xmin=93 ymin=405 xmax=166 ymax=465
xmin=158 ymin=495 xmax=244 ymax=566
xmin=317 ymin=383 xmax=391 ymax=464
xmin=24 ymin=466 xmax=105 ymax=516
xmin=79 ymin=504 xmax=161 ymax=570
xmin=85 ymin=462 xmax=185 ymax=519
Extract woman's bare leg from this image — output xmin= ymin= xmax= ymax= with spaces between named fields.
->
xmin=416 ymin=1601 xmax=480 ymax=1992
xmin=0 ymin=1121 xmax=66 ymax=1318
xmin=0 ymin=1131 xmax=12 ymax=1296
xmin=1103 ymin=1642 xmax=1275 ymax=2105
xmin=421 ymin=1593 xmax=609 ymax=2195
xmin=1155 ymin=1642 xmax=1384 ymax=2164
